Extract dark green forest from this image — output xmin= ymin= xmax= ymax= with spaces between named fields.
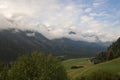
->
xmin=91 ymin=37 xmax=120 ymax=64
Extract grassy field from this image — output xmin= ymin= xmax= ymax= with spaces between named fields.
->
xmin=80 ymin=57 xmax=120 ymax=78
xmin=63 ymin=57 xmax=120 ymax=80
xmin=62 ymin=58 xmax=93 ymax=80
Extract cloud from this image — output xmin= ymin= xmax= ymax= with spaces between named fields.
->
xmin=89 ymin=12 xmax=108 ymax=17
xmin=93 ymin=0 xmax=108 ymax=7
xmin=0 ymin=0 xmax=120 ymax=42
xmin=0 ymin=14 xmax=13 ymax=29
xmin=85 ymin=8 xmax=92 ymax=13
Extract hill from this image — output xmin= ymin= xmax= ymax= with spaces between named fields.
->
xmin=78 ymin=57 xmax=120 ymax=80
xmin=62 ymin=58 xmax=93 ymax=80
xmin=92 ymin=37 xmax=120 ymax=64
xmin=63 ymin=57 xmax=120 ymax=80
xmin=0 ymin=28 xmax=108 ymax=62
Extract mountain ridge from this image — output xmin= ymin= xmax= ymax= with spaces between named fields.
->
xmin=0 ymin=28 xmax=110 ymax=62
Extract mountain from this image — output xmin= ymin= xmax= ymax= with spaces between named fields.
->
xmin=0 ymin=29 xmax=109 ymax=62
xmin=92 ymin=37 xmax=120 ymax=64
xmin=52 ymin=38 xmax=108 ymax=58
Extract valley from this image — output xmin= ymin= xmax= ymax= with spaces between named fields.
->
xmin=0 ymin=0 xmax=120 ymax=80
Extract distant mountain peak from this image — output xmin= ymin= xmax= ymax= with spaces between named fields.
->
xmin=69 ymin=31 xmax=76 ymax=35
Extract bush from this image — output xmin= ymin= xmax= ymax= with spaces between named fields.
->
xmin=71 ymin=65 xmax=84 ymax=69
xmin=8 ymin=52 xmax=68 ymax=80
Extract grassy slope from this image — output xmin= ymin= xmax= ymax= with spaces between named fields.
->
xmin=62 ymin=58 xmax=93 ymax=80
xmin=80 ymin=57 xmax=120 ymax=77
xmin=63 ymin=57 xmax=120 ymax=80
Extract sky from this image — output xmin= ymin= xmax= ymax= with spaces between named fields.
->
xmin=0 ymin=0 xmax=120 ymax=42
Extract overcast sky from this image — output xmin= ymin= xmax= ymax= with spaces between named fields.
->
xmin=0 ymin=0 xmax=120 ymax=42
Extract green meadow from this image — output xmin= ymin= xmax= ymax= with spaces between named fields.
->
xmin=63 ymin=57 xmax=120 ymax=80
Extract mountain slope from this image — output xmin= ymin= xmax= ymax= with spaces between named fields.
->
xmin=0 ymin=29 xmax=108 ymax=62
xmin=92 ymin=37 xmax=120 ymax=64
xmin=52 ymin=38 xmax=107 ymax=58
xmin=78 ymin=57 xmax=120 ymax=80
xmin=0 ymin=29 xmax=54 ymax=62
xmin=63 ymin=57 xmax=120 ymax=80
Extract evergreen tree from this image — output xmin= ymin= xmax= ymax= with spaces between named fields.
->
xmin=0 ymin=62 xmax=9 ymax=80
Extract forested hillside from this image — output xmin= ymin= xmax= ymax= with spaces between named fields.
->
xmin=92 ymin=37 xmax=120 ymax=64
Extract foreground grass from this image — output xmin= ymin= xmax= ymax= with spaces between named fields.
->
xmin=63 ymin=57 xmax=120 ymax=80
xmin=62 ymin=58 xmax=93 ymax=80
xmin=79 ymin=57 xmax=120 ymax=78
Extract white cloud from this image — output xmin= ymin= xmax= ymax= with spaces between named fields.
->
xmin=89 ymin=12 xmax=108 ymax=17
xmin=85 ymin=8 xmax=92 ymax=13
xmin=80 ymin=15 xmax=94 ymax=23
xmin=0 ymin=14 xmax=13 ymax=29
xmin=0 ymin=0 xmax=119 ymax=42
xmin=93 ymin=0 xmax=108 ymax=7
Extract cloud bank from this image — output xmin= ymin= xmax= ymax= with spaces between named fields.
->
xmin=0 ymin=0 xmax=120 ymax=42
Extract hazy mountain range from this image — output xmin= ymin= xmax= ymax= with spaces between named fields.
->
xmin=0 ymin=28 xmax=111 ymax=62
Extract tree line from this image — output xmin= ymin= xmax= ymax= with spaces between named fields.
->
xmin=91 ymin=37 xmax=120 ymax=64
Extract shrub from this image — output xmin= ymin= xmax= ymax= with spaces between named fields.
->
xmin=8 ymin=52 xmax=68 ymax=80
xmin=71 ymin=65 xmax=84 ymax=69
